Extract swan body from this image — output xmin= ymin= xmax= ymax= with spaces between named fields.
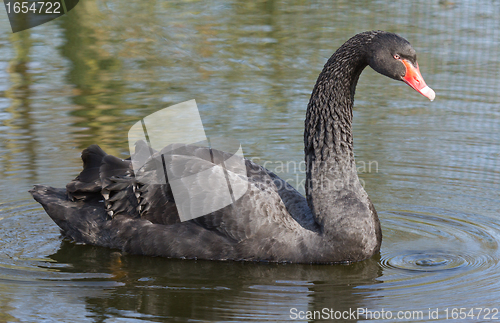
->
xmin=31 ymin=31 xmax=434 ymax=264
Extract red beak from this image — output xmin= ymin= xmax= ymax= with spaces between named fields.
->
xmin=401 ymin=59 xmax=435 ymax=101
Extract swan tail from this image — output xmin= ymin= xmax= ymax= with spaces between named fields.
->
xmin=29 ymin=185 xmax=114 ymax=246
xmin=30 ymin=185 xmax=235 ymax=258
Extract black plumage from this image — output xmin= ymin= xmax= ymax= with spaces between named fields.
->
xmin=31 ymin=31 xmax=432 ymax=263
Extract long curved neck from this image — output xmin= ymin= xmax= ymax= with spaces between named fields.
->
xmin=304 ymin=33 xmax=372 ymax=230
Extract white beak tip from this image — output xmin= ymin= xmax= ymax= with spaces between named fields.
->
xmin=421 ymin=86 xmax=436 ymax=101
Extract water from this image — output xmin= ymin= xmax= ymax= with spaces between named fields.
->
xmin=1 ymin=0 xmax=499 ymax=321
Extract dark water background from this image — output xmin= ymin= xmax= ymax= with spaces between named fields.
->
xmin=1 ymin=0 xmax=499 ymax=322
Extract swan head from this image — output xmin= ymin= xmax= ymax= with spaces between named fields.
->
xmin=368 ymin=32 xmax=435 ymax=101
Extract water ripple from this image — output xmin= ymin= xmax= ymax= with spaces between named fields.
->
xmin=379 ymin=207 xmax=500 ymax=297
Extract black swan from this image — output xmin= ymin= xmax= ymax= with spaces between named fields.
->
xmin=31 ymin=31 xmax=435 ymax=264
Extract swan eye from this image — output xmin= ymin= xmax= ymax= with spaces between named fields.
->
xmin=393 ymin=54 xmax=400 ymax=60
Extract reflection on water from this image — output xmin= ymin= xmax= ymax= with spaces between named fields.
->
xmin=44 ymin=244 xmax=381 ymax=321
xmin=0 ymin=0 xmax=499 ymax=321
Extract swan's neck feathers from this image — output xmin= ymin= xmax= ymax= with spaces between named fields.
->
xmin=304 ymin=33 xmax=373 ymax=231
